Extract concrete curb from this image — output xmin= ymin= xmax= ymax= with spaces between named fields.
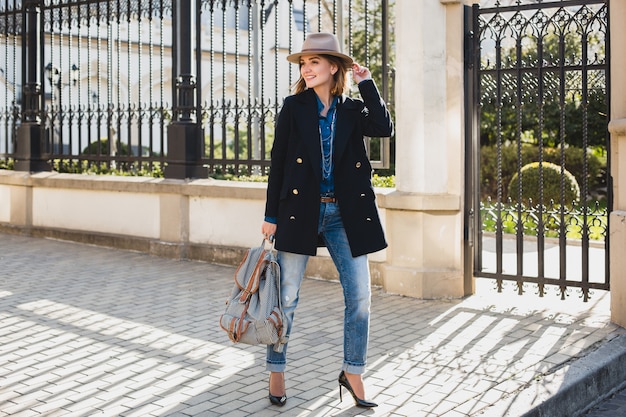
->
xmin=478 ymin=333 xmax=626 ymax=417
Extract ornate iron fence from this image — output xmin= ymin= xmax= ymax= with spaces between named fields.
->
xmin=0 ymin=0 xmax=393 ymax=176
xmin=467 ymin=0 xmax=610 ymax=301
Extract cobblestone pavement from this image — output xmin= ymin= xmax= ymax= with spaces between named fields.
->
xmin=0 ymin=233 xmax=623 ymax=416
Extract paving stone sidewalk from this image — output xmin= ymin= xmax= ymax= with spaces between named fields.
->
xmin=0 ymin=233 xmax=623 ymax=417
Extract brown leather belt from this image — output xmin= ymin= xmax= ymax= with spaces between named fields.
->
xmin=320 ymin=196 xmax=337 ymax=203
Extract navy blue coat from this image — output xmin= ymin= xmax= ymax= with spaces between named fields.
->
xmin=265 ymin=79 xmax=394 ymax=257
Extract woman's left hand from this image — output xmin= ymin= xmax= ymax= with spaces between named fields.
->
xmin=261 ymin=221 xmax=277 ymax=242
xmin=352 ymin=63 xmax=371 ymax=84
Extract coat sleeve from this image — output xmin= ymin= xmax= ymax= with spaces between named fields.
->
xmin=357 ymin=79 xmax=394 ymax=138
xmin=264 ymin=97 xmax=292 ymax=219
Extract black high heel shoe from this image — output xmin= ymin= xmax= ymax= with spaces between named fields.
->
xmin=269 ymin=392 xmax=287 ymax=406
xmin=338 ymin=371 xmax=378 ymax=408
xmin=268 ymin=373 xmax=287 ymax=406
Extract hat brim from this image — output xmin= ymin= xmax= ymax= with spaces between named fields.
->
xmin=286 ymin=50 xmax=354 ymax=69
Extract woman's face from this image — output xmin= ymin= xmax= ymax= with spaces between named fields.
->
xmin=299 ymin=54 xmax=337 ymax=92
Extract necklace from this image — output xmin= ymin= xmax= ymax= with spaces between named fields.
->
xmin=319 ymin=108 xmax=337 ymax=180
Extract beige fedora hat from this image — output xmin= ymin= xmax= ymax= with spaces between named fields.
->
xmin=287 ymin=32 xmax=354 ymax=68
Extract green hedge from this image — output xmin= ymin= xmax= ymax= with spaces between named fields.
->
xmin=0 ymin=158 xmax=14 ymax=170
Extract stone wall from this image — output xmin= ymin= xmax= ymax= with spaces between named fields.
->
xmin=0 ymin=170 xmax=389 ymax=286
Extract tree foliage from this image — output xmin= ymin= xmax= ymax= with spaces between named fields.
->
xmin=343 ymin=0 xmax=396 ymax=174
xmin=82 ymin=139 xmax=129 ymax=156
xmin=479 ymin=33 xmax=608 ymax=150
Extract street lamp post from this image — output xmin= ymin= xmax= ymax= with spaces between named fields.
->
xmin=45 ymin=63 xmax=79 ymax=154
xmin=164 ymin=1 xmax=207 ymax=179
xmin=15 ymin=1 xmax=48 ymax=172
xmin=45 ymin=63 xmax=79 ymax=91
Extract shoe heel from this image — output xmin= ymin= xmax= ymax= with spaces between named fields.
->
xmin=339 ymin=384 xmax=343 ymax=402
xmin=338 ymin=370 xmax=378 ymax=409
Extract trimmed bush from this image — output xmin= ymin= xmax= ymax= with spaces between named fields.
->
xmin=82 ymin=139 xmax=129 ymax=156
xmin=508 ymin=161 xmax=580 ymax=206
xmin=480 ymin=144 xmax=604 ymax=201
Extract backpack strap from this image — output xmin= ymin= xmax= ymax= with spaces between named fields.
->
xmin=237 ymin=254 xmax=267 ymax=303
xmin=267 ymin=249 xmax=289 ymax=353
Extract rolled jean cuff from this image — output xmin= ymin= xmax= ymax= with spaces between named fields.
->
xmin=266 ymin=361 xmax=286 ymax=373
xmin=342 ymin=363 xmax=365 ymax=375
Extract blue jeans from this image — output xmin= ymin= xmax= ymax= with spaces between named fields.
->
xmin=266 ymin=201 xmax=372 ymax=375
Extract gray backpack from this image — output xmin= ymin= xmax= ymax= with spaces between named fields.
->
xmin=220 ymin=241 xmax=288 ymax=352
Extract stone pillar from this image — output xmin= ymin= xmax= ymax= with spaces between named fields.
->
xmin=8 ymin=177 xmax=33 ymax=230
xmin=380 ymin=0 xmax=467 ymax=298
xmin=151 ymin=190 xmax=190 ymax=259
xmin=609 ymin=1 xmax=626 ymax=327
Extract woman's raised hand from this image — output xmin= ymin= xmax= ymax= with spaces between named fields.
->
xmin=351 ymin=63 xmax=371 ymax=84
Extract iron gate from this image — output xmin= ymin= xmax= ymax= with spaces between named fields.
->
xmin=466 ymin=0 xmax=611 ymax=301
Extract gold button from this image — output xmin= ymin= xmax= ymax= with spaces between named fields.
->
xmin=290 ymin=216 xmax=296 ymax=220
xmin=296 ymin=158 xmax=303 ymax=163
xmin=360 ymin=193 xmax=366 ymax=198
xmin=366 ymin=217 xmax=372 ymax=221
xmin=356 ymin=162 xmax=362 ymax=168
xmin=292 ymin=189 xmax=299 ymax=195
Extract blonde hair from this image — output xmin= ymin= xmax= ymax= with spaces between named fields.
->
xmin=291 ymin=54 xmax=351 ymax=96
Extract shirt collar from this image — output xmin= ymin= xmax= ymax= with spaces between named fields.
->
xmin=315 ymin=94 xmax=339 ymax=117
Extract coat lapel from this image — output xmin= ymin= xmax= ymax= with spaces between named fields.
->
xmin=334 ymin=95 xmax=360 ymax=164
xmin=294 ymin=90 xmax=322 ymax=179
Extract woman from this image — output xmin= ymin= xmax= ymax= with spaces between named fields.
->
xmin=261 ymin=32 xmax=393 ymax=408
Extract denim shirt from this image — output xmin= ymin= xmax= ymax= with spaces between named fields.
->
xmin=317 ymin=94 xmax=339 ymax=195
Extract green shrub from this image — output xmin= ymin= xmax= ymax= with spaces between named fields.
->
xmin=372 ymin=174 xmax=395 ymax=188
xmin=216 ymin=173 xmax=397 ymax=188
xmin=51 ymin=159 xmax=164 ymax=178
xmin=0 ymin=158 xmax=14 ymax=170
xmin=508 ymin=161 xmax=580 ymax=206
xmin=480 ymin=144 xmax=603 ymax=201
